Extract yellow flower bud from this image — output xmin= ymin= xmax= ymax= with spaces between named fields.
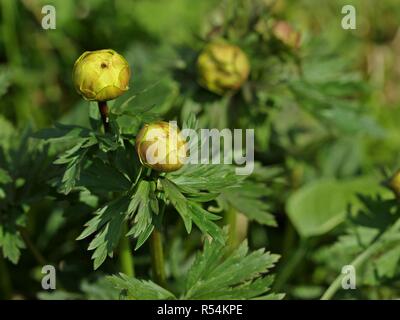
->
xmin=196 ymin=42 xmax=250 ymax=95
xmin=388 ymin=170 xmax=400 ymax=198
xmin=135 ymin=121 xmax=187 ymax=173
xmin=72 ymin=49 xmax=131 ymax=101
xmin=272 ymin=21 xmax=301 ymax=49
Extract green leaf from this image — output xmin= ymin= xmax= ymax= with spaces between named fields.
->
xmin=0 ymin=225 xmax=25 ymax=264
xmin=287 ymin=176 xmax=390 ymax=238
xmin=375 ymin=245 xmax=400 ymax=279
xmin=107 ymin=273 xmax=176 ymax=300
xmin=33 ymin=123 xmax=91 ymax=141
xmin=57 ymin=148 xmax=88 ymax=194
xmin=110 ymin=233 xmax=282 ymax=300
xmin=0 ymin=168 xmax=12 ymax=185
xmin=114 ymin=141 xmax=141 ymax=182
xmin=95 ymin=132 xmax=123 ymax=153
xmin=162 ymin=178 xmax=225 ymax=242
xmin=126 ymin=180 xmax=158 ymax=250
xmin=0 ymin=116 xmax=15 ymax=147
xmin=78 ymin=158 xmax=132 ymax=194
xmin=113 ymin=88 xmax=162 ymax=135
xmin=183 ymin=233 xmax=281 ymax=300
xmin=187 ymin=202 xmax=223 ymax=244
xmin=38 ymin=277 xmax=120 ymax=300
xmin=134 ymin=223 xmax=154 ymax=251
xmin=91 ymin=213 xmax=125 ymax=270
xmin=314 ymin=195 xmax=400 ymax=290
xmin=167 ymin=164 xmax=243 ymax=194
xmin=53 ymin=138 xmax=97 ymax=194
xmin=77 ymin=196 xmax=130 ymax=269
xmin=160 ymin=178 xmax=192 ymax=233
xmin=221 ymin=182 xmax=277 ymax=227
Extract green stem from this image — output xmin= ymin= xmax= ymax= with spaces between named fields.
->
xmin=98 ymin=101 xmax=110 ymax=133
xmin=281 ymin=220 xmax=296 ymax=257
xmin=19 ymin=227 xmax=69 ymax=291
xmin=321 ymin=242 xmax=380 ymax=300
xmin=98 ymin=101 xmax=135 ymax=276
xmin=150 ymin=228 xmax=166 ymax=287
xmin=273 ymin=239 xmax=308 ymax=292
xmin=119 ymin=223 xmax=135 ymax=277
xmin=321 ymin=219 xmax=400 ymax=300
xmin=225 ymin=205 xmax=238 ymax=251
xmin=1 ymin=0 xmax=22 ymax=67
xmin=19 ymin=227 xmax=46 ymax=266
xmin=0 ymin=253 xmax=12 ymax=299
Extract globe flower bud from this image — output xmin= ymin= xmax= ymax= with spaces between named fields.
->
xmin=72 ymin=49 xmax=131 ymax=101
xmin=196 ymin=42 xmax=250 ymax=95
xmin=388 ymin=170 xmax=400 ymax=198
xmin=135 ymin=121 xmax=187 ymax=173
xmin=272 ymin=21 xmax=301 ymax=49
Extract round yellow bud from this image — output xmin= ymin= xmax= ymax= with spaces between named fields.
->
xmin=135 ymin=121 xmax=187 ymax=173
xmin=72 ymin=49 xmax=131 ymax=101
xmin=196 ymin=42 xmax=250 ymax=95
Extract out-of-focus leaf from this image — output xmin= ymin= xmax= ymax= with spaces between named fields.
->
xmin=287 ymin=176 xmax=390 ymax=237
xmin=220 ymin=182 xmax=276 ymax=227
xmin=0 ymin=225 xmax=25 ymax=264
xmin=108 ymin=273 xmax=176 ymax=300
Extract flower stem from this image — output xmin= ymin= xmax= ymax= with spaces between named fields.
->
xmin=320 ymin=240 xmax=382 ymax=300
xmin=97 ymin=101 xmax=135 ymax=277
xmin=150 ymin=228 xmax=166 ymax=287
xmin=321 ymin=218 xmax=400 ymax=300
xmin=273 ymin=238 xmax=308 ymax=292
xmin=1 ymin=0 xmax=21 ymax=67
xmin=119 ymin=223 xmax=135 ymax=277
xmin=19 ymin=227 xmax=46 ymax=266
xmin=98 ymin=101 xmax=110 ymax=133
xmin=225 ymin=205 xmax=239 ymax=251
xmin=0 ymin=253 xmax=12 ymax=299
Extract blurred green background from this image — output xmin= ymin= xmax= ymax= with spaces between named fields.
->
xmin=2 ymin=0 xmax=400 ymax=163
